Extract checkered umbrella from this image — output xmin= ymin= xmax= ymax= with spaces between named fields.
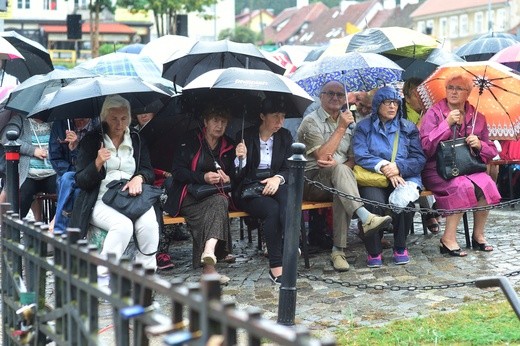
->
xmin=77 ymin=52 xmax=178 ymax=93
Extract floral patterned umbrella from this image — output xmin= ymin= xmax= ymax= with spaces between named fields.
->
xmin=418 ymin=61 xmax=520 ymax=140
xmin=290 ymin=52 xmax=403 ymax=97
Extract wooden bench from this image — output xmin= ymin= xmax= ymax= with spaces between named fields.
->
xmin=163 ymin=201 xmax=333 ymax=269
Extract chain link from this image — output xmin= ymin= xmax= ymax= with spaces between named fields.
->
xmin=298 ymin=270 xmax=520 ymax=291
xmin=304 ymin=176 xmax=520 ymax=215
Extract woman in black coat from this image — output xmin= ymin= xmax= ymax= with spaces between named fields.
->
xmin=234 ymin=96 xmax=293 ymax=284
xmin=69 ymin=95 xmax=157 ymax=281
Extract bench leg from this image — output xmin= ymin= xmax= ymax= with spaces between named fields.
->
xmin=257 ymin=221 xmax=263 ymax=251
xmin=240 ymin=218 xmax=244 ymax=240
xmin=300 ymin=215 xmax=310 ymax=269
xmin=463 ymin=212 xmax=471 ymax=248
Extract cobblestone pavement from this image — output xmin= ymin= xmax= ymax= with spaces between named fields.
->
xmin=151 ymin=207 xmax=520 ymax=341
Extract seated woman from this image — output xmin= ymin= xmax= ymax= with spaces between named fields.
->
xmin=69 ymin=95 xmax=159 ymax=280
xmin=353 ymin=86 xmax=426 ymax=267
xmin=163 ymin=103 xmax=236 ymax=284
xmin=2 ymin=113 xmax=56 ymax=219
xmin=420 ymin=72 xmax=500 ymax=256
xmin=234 ymin=95 xmax=293 ymax=284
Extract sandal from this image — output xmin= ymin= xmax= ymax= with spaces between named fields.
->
xmin=472 ymin=238 xmax=494 ymax=252
xmin=201 ymin=252 xmax=217 ymax=266
xmin=439 ymin=240 xmax=467 ymax=257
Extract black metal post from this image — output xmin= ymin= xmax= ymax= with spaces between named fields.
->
xmin=4 ymin=130 xmax=20 ymax=217
xmin=277 ymin=143 xmax=306 ymax=326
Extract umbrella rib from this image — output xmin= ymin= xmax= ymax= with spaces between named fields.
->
xmin=486 ymin=87 xmax=513 ymax=122
xmin=485 ymin=80 xmax=520 ymax=97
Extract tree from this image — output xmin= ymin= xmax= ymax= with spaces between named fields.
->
xmin=117 ymin=0 xmax=219 ymax=37
xmin=89 ymin=0 xmax=116 ymax=59
xmin=218 ymin=26 xmax=259 ymax=44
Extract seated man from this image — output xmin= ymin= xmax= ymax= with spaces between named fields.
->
xmin=297 ymin=80 xmax=392 ymax=272
xmin=49 ymin=117 xmax=97 ymax=232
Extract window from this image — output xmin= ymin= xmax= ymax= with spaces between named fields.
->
xmin=44 ymin=0 xmax=57 ymax=10
xmin=474 ymin=12 xmax=484 ymax=33
xmin=426 ymin=19 xmax=434 ymax=33
xmin=17 ymin=0 xmax=30 ymax=9
xmin=459 ymin=14 xmax=468 ymax=37
xmin=417 ymin=21 xmax=425 ymax=34
xmin=439 ymin=17 xmax=448 ymax=38
xmin=74 ymin=0 xmax=88 ymax=9
xmin=449 ymin=16 xmax=458 ymax=38
xmin=496 ymin=8 xmax=507 ymax=31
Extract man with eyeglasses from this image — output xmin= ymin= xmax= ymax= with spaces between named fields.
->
xmin=297 ymin=80 xmax=392 ymax=272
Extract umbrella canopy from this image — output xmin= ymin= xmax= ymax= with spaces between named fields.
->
xmin=116 ymin=43 xmax=145 ymax=54
xmin=0 ymin=31 xmax=54 ymax=82
xmin=384 ymin=48 xmax=465 ymax=80
xmin=5 ymin=67 xmax=98 ymax=114
xmin=322 ymin=26 xmax=439 ymax=59
xmin=76 ymin=52 xmax=178 ymax=94
xmin=455 ymin=35 xmax=519 ymax=62
xmin=490 ymin=42 xmax=520 ymax=70
xmin=162 ymin=39 xmax=285 ymax=86
xmin=27 ymin=75 xmax=173 ymax=122
xmin=0 ymin=36 xmax=24 ymax=60
xmin=290 ymin=52 xmax=403 ymax=97
xmin=417 ymin=61 xmax=520 ymax=140
xmin=183 ymin=67 xmax=314 ymax=117
xmin=140 ymin=35 xmax=196 ymax=68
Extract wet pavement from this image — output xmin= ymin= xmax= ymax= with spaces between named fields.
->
xmin=153 ymin=207 xmax=520 ymax=340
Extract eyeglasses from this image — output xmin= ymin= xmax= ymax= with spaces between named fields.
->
xmin=321 ymin=91 xmax=346 ymax=99
xmin=446 ymin=85 xmax=468 ymax=92
xmin=381 ymin=99 xmax=399 ymax=106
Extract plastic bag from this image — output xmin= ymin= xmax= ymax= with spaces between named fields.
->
xmin=388 ymin=181 xmax=420 ymax=213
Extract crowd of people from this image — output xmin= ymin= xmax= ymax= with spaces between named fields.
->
xmin=0 ymin=73 xmax=502 ymax=286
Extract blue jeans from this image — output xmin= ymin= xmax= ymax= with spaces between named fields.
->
xmin=54 ymin=171 xmax=79 ymax=232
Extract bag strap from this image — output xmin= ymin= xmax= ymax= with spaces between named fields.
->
xmin=132 ymin=231 xmax=157 ymax=256
xmin=390 ymin=129 xmax=399 ymax=162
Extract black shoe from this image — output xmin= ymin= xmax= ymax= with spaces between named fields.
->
xmin=269 ymin=270 xmax=282 ymax=285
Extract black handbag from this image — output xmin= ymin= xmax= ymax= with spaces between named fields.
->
xmin=436 ymin=126 xmax=487 ymax=180
xmin=187 ymin=183 xmax=231 ymax=200
xmin=240 ymin=181 xmax=265 ymax=199
xmin=102 ymin=179 xmax=163 ymax=220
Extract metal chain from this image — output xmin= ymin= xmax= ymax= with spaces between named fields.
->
xmin=298 ymin=270 xmax=520 ymax=291
xmin=304 ymin=176 xmax=520 ymax=215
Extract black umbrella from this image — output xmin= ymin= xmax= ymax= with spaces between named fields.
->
xmin=384 ymin=48 xmax=464 ymax=80
xmin=162 ymin=39 xmax=285 ymax=86
xmin=455 ymin=34 xmax=519 ymax=62
xmin=27 ymin=75 xmax=173 ymax=122
xmin=5 ymin=67 xmax=98 ymax=115
xmin=0 ymin=31 xmax=54 ymax=82
xmin=182 ymin=67 xmax=314 ymax=118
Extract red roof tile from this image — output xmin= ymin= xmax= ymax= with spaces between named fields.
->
xmin=41 ymin=22 xmax=136 ymax=35
xmin=411 ymin=0 xmax=508 ymax=18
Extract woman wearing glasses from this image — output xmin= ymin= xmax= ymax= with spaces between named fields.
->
xmin=419 ymin=72 xmax=500 ymax=257
xmin=352 ymin=86 xmax=426 ymax=267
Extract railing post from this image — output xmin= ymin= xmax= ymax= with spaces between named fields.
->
xmin=277 ymin=143 xmax=306 ymax=326
xmin=4 ymin=130 xmax=20 ymax=217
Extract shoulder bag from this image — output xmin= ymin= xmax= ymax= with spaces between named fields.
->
xmin=102 ymin=179 xmax=163 ymax=221
xmin=354 ymin=129 xmax=399 ymax=188
xmin=436 ymin=126 xmax=486 ymax=180
xmin=187 ymin=183 xmax=231 ymax=200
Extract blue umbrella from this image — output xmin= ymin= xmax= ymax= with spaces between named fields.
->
xmin=116 ymin=43 xmax=145 ymax=54
xmin=456 ymin=35 xmax=519 ymax=62
xmin=290 ymin=52 xmax=403 ymax=97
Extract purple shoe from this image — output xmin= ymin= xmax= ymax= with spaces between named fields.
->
xmin=393 ymin=249 xmax=410 ymax=265
xmin=367 ymin=254 xmax=382 ymax=268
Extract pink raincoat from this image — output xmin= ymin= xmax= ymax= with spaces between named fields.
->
xmin=420 ymin=99 xmax=501 ymax=210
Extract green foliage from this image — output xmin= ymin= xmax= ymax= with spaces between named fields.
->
xmin=99 ymin=43 xmax=124 ymax=56
xmin=336 ymin=300 xmax=520 ymax=345
xmin=88 ymin=0 xmax=116 ymax=13
xmin=218 ymin=26 xmax=260 ymax=44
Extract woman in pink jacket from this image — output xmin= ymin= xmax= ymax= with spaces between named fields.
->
xmin=420 ymin=72 xmax=501 ymax=257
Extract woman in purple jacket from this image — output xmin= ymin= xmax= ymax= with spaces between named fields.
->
xmin=420 ymin=72 xmax=500 ymax=257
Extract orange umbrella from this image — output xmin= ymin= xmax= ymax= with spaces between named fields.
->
xmin=417 ymin=61 xmax=520 ymax=140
